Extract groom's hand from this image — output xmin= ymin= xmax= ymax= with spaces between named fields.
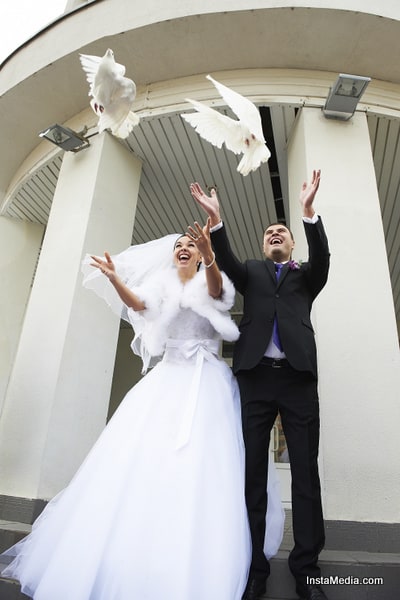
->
xmin=190 ymin=182 xmax=221 ymax=228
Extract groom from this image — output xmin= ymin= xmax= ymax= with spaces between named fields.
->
xmin=190 ymin=170 xmax=330 ymax=600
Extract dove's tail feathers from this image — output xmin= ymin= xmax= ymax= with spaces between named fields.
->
xmin=237 ymin=142 xmax=271 ymax=176
xmin=112 ymin=111 xmax=140 ymax=138
xmin=97 ymin=110 xmax=140 ymax=139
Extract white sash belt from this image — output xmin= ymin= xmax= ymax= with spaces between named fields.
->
xmin=164 ymin=339 xmax=220 ymax=450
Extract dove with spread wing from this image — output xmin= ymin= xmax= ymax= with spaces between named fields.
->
xmin=79 ymin=48 xmax=140 ymax=139
xmin=181 ymin=75 xmax=271 ymax=176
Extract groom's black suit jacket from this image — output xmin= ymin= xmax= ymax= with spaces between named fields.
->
xmin=211 ymin=219 xmax=330 ymax=379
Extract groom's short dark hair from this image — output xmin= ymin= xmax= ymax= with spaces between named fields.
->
xmin=264 ymin=222 xmax=294 ymax=241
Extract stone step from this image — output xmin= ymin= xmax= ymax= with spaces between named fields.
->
xmin=0 ymin=521 xmax=399 ymax=600
xmin=265 ymin=548 xmax=399 ymax=599
xmin=0 ymin=520 xmax=31 ymax=554
xmin=0 ymin=576 xmax=30 ymax=600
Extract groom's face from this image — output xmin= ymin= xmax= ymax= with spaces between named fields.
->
xmin=263 ymin=224 xmax=295 ymax=262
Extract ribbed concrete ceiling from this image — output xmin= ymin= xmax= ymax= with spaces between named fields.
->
xmin=3 ymin=106 xmax=400 ymax=328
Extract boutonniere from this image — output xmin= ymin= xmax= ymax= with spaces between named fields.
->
xmin=288 ymin=259 xmax=302 ymax=270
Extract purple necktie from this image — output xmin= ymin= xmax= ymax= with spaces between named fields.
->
xmin=272 ymin=263 xmax=283 ymax=351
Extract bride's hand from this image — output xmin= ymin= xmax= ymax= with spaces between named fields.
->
xmin=186 ymin=218 xmax=214 ymax=265
xmin=90 ymin=252 xmax=117 ymax=282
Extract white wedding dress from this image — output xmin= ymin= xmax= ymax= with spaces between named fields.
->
xmin=2 ymin=307 xmax=284 ymax=600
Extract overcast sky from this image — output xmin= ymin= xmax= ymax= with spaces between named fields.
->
xmin=0 ymin=0 xmax=67 ymax=63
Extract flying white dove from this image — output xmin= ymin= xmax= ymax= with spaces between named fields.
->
xmin=181 ymin=75 xmax=271 ymax=176
xmin=79 ymin=48 xmax=140 ymax=139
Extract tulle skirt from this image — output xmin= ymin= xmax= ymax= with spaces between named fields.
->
xmin=2 ymin=353 xmax=284 ymax=600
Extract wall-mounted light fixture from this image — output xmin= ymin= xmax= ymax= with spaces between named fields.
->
xmin=38 ymin=124 xmax=91 ymax=152
xmin=323 ymin=74 xmax=371 ymax=121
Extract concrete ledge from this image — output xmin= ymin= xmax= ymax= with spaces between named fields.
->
xmin=0 ymin=496 xmax=47 ymax=525
xmin=324 ymin=519 xmax=400 ymax=554
xmin=281 ymin=510 xmax=400 ymax=554
xmin=0 ymin=577 xmax=30 ymax=600
xmin=0 ymin=521 xmax=31 ymax=554
xmin=266 ymin=548 xmax=400 ymax=600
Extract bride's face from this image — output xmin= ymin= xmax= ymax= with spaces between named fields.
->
xmin=173 ymin=235 xmax=201 ymax=274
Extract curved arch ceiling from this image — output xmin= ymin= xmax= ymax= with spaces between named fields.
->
xmin=1 ymin=4 xmax=399 ymax=327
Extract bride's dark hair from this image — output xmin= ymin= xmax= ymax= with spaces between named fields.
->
xmin=173 ymin=234 xmax=186 ymax=249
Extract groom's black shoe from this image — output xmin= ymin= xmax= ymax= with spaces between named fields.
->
xmin=241 ymin=577 xmax=266 ymax=600
xmin=297 ymin=584 xmax=329 ymax=600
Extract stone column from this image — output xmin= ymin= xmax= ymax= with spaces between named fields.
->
xmin=0 ymin=133 xmax=142 ymax=500
xmin=0 ymin=217 xmax=44 ymax=412
xmin=287 ymin=107 xmax=400 ymax=523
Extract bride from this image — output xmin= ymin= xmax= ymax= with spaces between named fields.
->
xmin=2 ymin=219 xmax=284 ymax=600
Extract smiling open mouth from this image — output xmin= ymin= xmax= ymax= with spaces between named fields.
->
xmin=271 ymin=238 xmax=282 ymax=245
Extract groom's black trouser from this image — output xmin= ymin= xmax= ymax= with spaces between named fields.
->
xmin=237 ymin=361 xmax=325 ymax=588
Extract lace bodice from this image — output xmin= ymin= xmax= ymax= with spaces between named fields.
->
xmin=166 ymin=308 xmax=220 ymax=341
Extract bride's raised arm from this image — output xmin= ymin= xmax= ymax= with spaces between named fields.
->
xmin=90 ymin=252 xmax=146 ymax=311
xmin=186 ymin=218 xmax=223 ymax=299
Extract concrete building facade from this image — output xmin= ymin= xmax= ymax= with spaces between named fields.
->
xmin=0 ymin=1 xmax=399 ymax=573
